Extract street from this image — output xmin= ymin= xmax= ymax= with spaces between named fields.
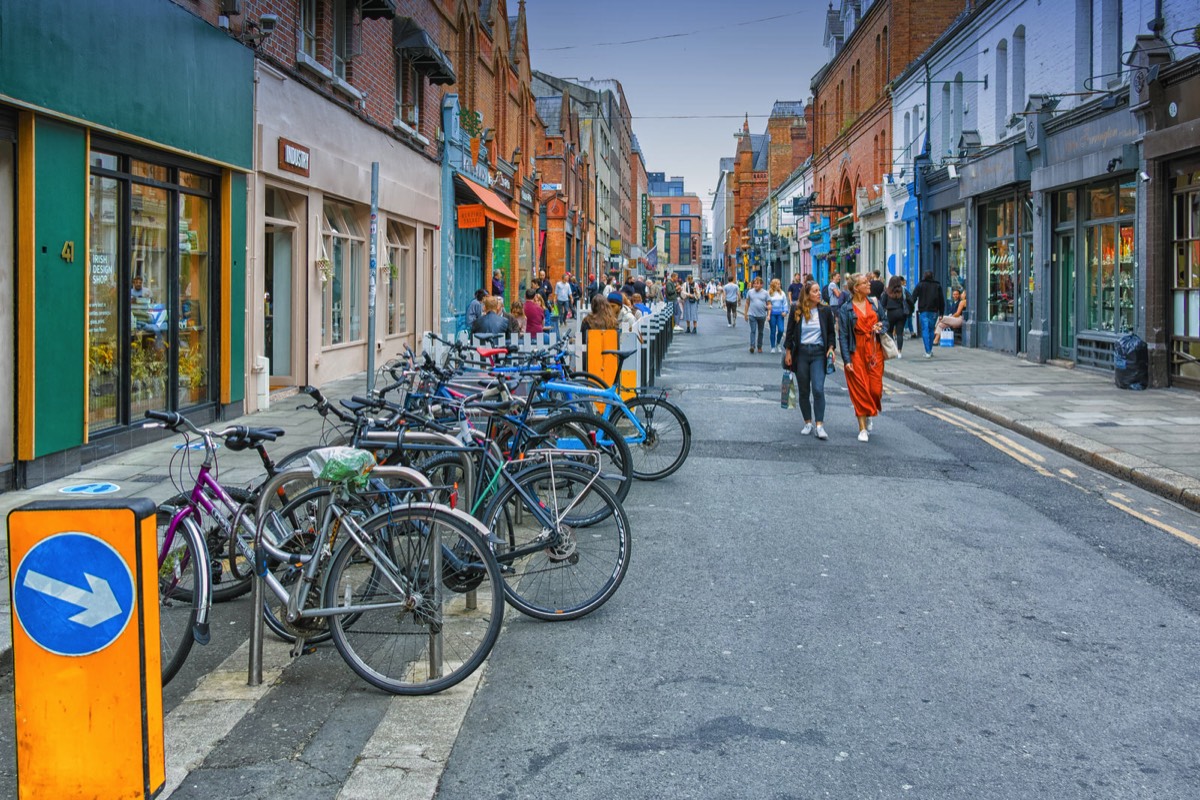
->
xmin=3 ymin=303 xmax=1200 ymax=799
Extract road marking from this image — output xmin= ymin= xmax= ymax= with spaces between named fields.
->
xmin=1106 ymin=499 xmax=1200 ymax=550
xmin=919 ymin=407 xmax=1055 ymax=477
xmin=1059 ymin=468 xmax=1078 ymax=478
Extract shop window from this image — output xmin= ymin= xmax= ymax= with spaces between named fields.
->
xmin=984 ymin=199 xmax=1016 ymax=321
xmin=87 ymin=148 xmax=218 ymax=435
xmin=386 ymin=220 xmax=414 ymax=336
xmin=1083 ymin=180 xmax=1136 ymax=334
xmin=1170 ymin=172 xmax=1200 ymax=385
xmin=321 ymin=201 xmax=365 ymax=346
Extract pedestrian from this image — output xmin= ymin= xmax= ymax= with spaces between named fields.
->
xmin=743 ymin=276 xmax=770 ymax=353
xmin=580 ymin=293 xmax=618 ymax=333
xmin=680 ymin=274 xmax=701 ymax=333
xmin=491 ymin=269 xmax=505 ymax=300
xmin=837 ymin=273 xmax=886 ymax=442
xmin=783 ymin=279 xmax=836 ymax=440
xmin=610 ymin=291 xmax=639 ymax=333
xmin=632 ymin=293 xmax=650 ymax=315
xmin=554 ymin=272 xmax=573 ymax=322
xmin=787 ymin=272 xmax=805 ymax=303
xmin=933 ymin=287 xmax=968 ymax=340
xmin=523 ymin=289 xmax=545 ymax=336
xmin=466 ymin=288 xmax=486 ymax=328
xmin=910 ymin=271 xmax=945 ymax=357
xmin=869 ymin=270 xmax=885 ymax=299
xmin=823 ymin=271 xmax=846 ymax=311
xmin=508 ymin=300 xmax=526 ymax=334
xmin=568 ymin=273 xmax=582 ymax=316
xmin=723 ymin=277 xmax=740 ymax=327
xmin=767 ymin=278 xmax=789 ymax=353
xmin=882 ymin=275 xmax=911 ymax=358
xmin=646 ymin=278 xmax=660 ymax=302
xmin=536 ymin=269 xmax=552 ymax=307
xmin=471 ymin=295 xmax=510 ymax=336
xmin=586 ymin=273 xmax=602 ymax=298
xmin=663 ymin=275 xmax=681 ymax=330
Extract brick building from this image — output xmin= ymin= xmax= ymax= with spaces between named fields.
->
xmin=729 ymin=102 xmax=813 ymax=283
xmin=809 ymin=0 xmax=963 ymax=281
xmin=647 ymin=174 xmax=702 ymax=278
xmin=534 ymin=92 xmax=591 ymax=285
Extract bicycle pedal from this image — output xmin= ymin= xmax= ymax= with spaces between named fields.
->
xmin=288 ymin=637 xmax=309 ymax=658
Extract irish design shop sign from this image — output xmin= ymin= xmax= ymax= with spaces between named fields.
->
xmin=278 ymin=138 xmax=311 ymax=177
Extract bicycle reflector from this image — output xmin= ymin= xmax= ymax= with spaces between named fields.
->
xmin=450 ymin=482 xmax=459 ymax=510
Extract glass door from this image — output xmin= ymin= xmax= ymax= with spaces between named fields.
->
xmin=265 ymin=225 xmax=294 ymax=381
xmin=1171 ymin=172 xmax=1200 ymax=387
xmin=88 ymin=173 xmax=122 ymax=435
xmin=129 ymin=179 xmax=171 ymax=420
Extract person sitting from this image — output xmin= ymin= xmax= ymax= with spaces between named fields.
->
xmin=466 ymin=289 xmax=486 ymax=327
xmin=471 ymin=295 xmax=509 ymax=336
xmin=934 ymin=288 xmax=968 ymax=339
xmin=580 ymin=293 xmax=618 ymax=333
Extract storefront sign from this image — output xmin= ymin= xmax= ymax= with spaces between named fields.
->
xmin=610 ymin=239 xmax=621 ymax=256
xmin=521 ymin=189 xmax=533 ymax=204
xmin=278 ymin=138 xmax=311 ymax=177
xmin=491 ymin=172 xmax=513 ymax=193
xmin=457 ymin=204 xmax=485 ymax=229
xmin=541 ymin=183 xmax=562 ymax=192
xmin=1045 ymin=112 xmax=1138 ymax=164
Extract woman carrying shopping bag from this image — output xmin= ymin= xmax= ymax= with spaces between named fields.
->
xmin=783 ymin=280 xmax=836 ymax=440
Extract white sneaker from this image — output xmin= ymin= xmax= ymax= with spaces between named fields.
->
xmin=858 ymin=429 xmax=869 ymax=443
xmin=800 ymin=423 xmax=813 ymax=435
xmin=924 ymin=352 xmax=932 ymax=359
xmin=896 ymin=351 xmax=902 ymax=359
xmin=867 ymin=419 xmax=874 ymax=433
xmin=815 ymin=425 xmax=828 ymax=440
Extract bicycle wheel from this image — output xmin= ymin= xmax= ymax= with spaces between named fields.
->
xmin=613 ymin=397 xmax=692 ymax=481
xmin=258 ymin=485 xmax=337 ymax=645
xmin=156 ymin=510 xmax=203 ymax=685
xmin=160 ymin=488 xmax=255 ymax=602
xmin=481 ymin=463 xmax=631 ymax=621
xmin=324 ymin=507 xmax=503 ymax=695
xmin=531 ymin=412 xmax=633 ymax=505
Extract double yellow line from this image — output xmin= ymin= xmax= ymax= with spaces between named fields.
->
xmin=919 ymin=406 xmax=1200 ymax=550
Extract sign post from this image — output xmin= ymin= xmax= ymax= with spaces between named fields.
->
xmin=7 ymin=499 xmax=164 ymax=800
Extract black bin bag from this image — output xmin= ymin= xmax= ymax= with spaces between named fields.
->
xmin=1114 ymin=333 xmax=1148 ymax=391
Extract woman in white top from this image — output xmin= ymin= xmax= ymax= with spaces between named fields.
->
xmin=767 ymin=278 xmax=790 ymax=353
xmin=782 ymin=280 xmax=837 ymax=439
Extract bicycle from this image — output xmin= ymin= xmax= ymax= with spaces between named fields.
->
xmin=248 ymin=457 xmax=505 ymax=694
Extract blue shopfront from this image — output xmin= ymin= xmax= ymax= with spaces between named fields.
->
xmin=809 ymin=215 xmax=832 ymax=286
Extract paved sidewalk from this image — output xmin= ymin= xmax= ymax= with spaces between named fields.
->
xmin=883 ymin=338 xmax=1200 ymax=513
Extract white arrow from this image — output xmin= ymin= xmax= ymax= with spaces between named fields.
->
xmin=22 ymin=570 xmax=122 ymax=628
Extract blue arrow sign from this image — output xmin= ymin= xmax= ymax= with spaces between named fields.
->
xmin=13 ymin=533 xmax=135 ymax=656
xmin=58 ymin=482 xmax=121 ymax=495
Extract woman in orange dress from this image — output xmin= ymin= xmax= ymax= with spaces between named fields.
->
xmin=836 ymin=273 xmax=885 ymax=442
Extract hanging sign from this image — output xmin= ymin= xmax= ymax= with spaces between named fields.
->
xmin=458 ymin=204 xmax=486 ymax=229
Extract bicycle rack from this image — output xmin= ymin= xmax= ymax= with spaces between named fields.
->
xmin=248 ymin=462 xmax=449 ymax=687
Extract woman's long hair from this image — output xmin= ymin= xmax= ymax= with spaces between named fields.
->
xmin=585 ymin=293 xmax=618 ymax=329
xmin=794 ymin=279 xmax=820 ymax=323
xmin=769 ymin=278 xmax=782 ymax=294
xmin=887 ymin=275 xmax=905 ymax=299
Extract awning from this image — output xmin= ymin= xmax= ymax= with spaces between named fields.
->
xmin=455 ymin=175 xmax=519 ymax=233
xmin=393 ymin=17 xmax=456 ymax=86
xmin=361 ymin=0 xmax=397 ymax=20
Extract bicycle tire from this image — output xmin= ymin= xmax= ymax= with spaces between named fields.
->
xmin=156 ymin=510 xmax=204 ymax=685
xmin=530 ymin=412 xmax=633 ymax=505
xmin=324 ymin=506 xmax=503 ymax=695
xmin=613 ymin=397 xmax=692 ymax=480
xmin=481 ymin=463 xmax=631 ymax=621
xmin=160 ymin=488 xmax=256 ymax=602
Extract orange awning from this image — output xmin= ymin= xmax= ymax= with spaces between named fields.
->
xmin=456 ymin=175 xmax=519 ymax=233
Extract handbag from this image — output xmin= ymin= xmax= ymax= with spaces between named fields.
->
xmin=879 ymin=332 xmax=900 ymax=360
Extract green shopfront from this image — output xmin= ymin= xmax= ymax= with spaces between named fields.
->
xmin=1 ymin=0 xmax=252 ymax=486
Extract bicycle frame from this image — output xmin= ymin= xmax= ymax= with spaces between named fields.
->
xmin=538 ymin=378 xmax=650 ymax=444
xmin=160 ymin=499 xmax=214 ymax=646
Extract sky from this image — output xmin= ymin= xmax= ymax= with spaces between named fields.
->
xmin=523 ymin=0 xmax=833 ymax=232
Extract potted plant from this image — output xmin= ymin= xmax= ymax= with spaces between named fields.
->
xmin=459 ymin=108 xmax=484 ymax=163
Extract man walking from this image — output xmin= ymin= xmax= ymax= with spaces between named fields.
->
xmin=554 ymin=272 xmax=573 ymax=322
xmin=723 ymin=277 xmax=740 ymax=327
xmin=910 ymin=271 xmax=945 ymax=358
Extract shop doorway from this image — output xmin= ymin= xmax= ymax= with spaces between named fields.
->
xmin=1170 ymin=169 xmax=1200 ymax=388
xmin=263 ymin=186 xmax=304 ymax=387
xmin=87 ymin=150 xmax=218 ymax=436
xmin=453 ymin=227 xmax=482 ymax=333
xmin=1052 ymin=232 xmax=1077 ymax=360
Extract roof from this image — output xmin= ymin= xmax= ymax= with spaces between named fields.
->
xmin=535 ymin=96 xmax=562 ymax=135
xmin=771 ymin=100 xmax=806 ymax=117
xmin=823 ymin=6 xmax=844 ymax=47
xmin=750 ymin=134 xmax=768 ymax=171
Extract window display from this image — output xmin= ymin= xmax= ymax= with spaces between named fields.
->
xmin=984 ymin=199 xmax=1015 ymax=321
xmin=321 ymin=202 xmax=365 ymax=347
xmin=1083 ymin=180 xmax=1137 ymax=334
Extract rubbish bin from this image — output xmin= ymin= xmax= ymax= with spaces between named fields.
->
xmin=1114 ymin=333 xmax=1148 ymax=391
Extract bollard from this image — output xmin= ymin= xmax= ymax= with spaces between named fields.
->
xmin=8 ymin=499 xmax=164 ymax=800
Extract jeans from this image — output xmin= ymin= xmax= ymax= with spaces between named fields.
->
xmin=726 ymin=301 xmax=739 ymax=325
xmin=886 ymin=316 xmax=906 ymax=352
xmin=748 ymin=316 xmax=766 ymax=349
xmin=793 ymin=344 xmax=827 ymax=422
xmin=919 ymin=311 xmax=939 ymax=353
xmin=556 ymin=300 xmax=571 ymax=321
xmin=769 ymin=313 xmax=786 ymax=348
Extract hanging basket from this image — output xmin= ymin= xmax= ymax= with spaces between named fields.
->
xmin=317 ymin=258 xmax=334 ymax=284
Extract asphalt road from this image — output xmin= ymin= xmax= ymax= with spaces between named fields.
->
xmin=2 ymin=302 xmax=1199 ymax=800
